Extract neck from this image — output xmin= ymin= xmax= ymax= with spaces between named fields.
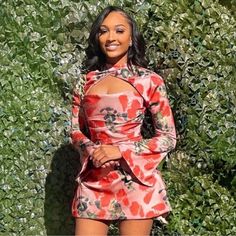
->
xmin=105 ymin=62 xmax=128 ymax=69
xmin=105 ymin=53 xmax=128 ymax=68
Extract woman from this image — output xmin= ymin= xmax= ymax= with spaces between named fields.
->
xmin=70 ymin=6 xmax=176 ymax=236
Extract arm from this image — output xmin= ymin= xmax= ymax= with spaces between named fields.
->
xmin=71 ymin=91 xmax=121 ymax=170
xmin=70 ymin=91 xmax=96 ymax=171
xmin=118 ymin=74 xmax=177 ymax=186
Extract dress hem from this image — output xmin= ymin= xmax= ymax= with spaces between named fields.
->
xmin=72 ymin=209 xmax=171 ymax=221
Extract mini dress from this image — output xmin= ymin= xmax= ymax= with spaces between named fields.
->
xmin=70 ymin=65 xmax=176 ymax=220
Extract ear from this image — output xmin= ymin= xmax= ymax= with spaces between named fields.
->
xmin=129 ymin=37 xmax=132 ymax=46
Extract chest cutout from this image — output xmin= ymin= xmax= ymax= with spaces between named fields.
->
xmin=85 ymin=75 xmax=137 ymax=95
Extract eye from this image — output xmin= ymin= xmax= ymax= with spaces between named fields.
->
xmin=99 ymin=28 xmax=108 ymax=35
xmin=116 ymin=28 xmax=125 ymax=33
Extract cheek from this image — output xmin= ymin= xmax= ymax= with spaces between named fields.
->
xmin=98 ymin=38 xmax=106 ymax=53
xmin=98 ymin=36 xmax=106 ymax=46
xmin=120 ymin=34 xmax=131 ymax=45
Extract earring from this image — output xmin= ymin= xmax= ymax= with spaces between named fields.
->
xmin=129 ymin=41 xmax=132 ymax=47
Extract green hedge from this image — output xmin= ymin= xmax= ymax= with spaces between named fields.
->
xmin=1 ymin=0 xmax=235 ymax=235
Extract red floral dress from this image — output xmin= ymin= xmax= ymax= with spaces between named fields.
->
xmin=70 ymin=65 xmax=176 ymax=220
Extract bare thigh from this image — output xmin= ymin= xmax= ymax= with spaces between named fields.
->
xmin=75 ymin=218 xmax=110 ymax=236
xmin=119 ymin=219 xmax=153 ymax=236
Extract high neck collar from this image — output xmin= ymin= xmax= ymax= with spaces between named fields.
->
xmin=84 ymin=64 xmax=147 ymax=95
xmin=92 ymin=63 xmax=139 ymax=78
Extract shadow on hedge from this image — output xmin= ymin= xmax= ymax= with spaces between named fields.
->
xmin=44 ymin=144 xmax=80 ymax=235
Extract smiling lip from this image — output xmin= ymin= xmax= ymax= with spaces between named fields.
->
xmin=105 ymin=44 xmax=120 ymax=51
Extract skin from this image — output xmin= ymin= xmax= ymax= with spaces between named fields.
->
xmin=98 ymin=11 xmax=132 ymax=66
xmin=75 ymin=11 xmax=153 ymax=236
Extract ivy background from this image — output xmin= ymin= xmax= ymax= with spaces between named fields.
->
xmin=0 ymin=0 xmax=235 ymax=235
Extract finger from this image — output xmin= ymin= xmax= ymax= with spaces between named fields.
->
xmin=101 ymin=160 xmax=117 ymax=169
xmin=101 ymin=162 xmax=110 ymax=168
xmin=92 ymin=147 xmax=105 ymax=160
xmin=114 ymin=161 xmax=120 ymax=166
xmin=93 ymin=155 xmax=108 ymax=168
xmin=92 ymin=148 xmax=100 ymax=158
xmin=93 ymin=160 xmax=102 ymax=168
xmin=92 ymin=150 xmax=105 ymax=161
xmin=92 ymin=157 xmax=103 ymax=167
xmin=92 ymin=147 xmax=100 ymax=155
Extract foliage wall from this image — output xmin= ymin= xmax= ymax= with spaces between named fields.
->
xmin=1 ymin=0 xmax=235 ymax=235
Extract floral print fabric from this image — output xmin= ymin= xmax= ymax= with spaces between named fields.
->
xmin=71 ymin=65 xmax=176 ymax=220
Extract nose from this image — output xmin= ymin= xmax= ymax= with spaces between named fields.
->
xmin=107 ymin=31 xmax=115 ymax=42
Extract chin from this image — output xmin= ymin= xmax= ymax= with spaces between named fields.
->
xmin=105 ymin=54 xmax=128 ymax=65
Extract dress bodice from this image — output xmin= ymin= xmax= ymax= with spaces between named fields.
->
xmin=82 ymin=91 xmax=145 ymax=144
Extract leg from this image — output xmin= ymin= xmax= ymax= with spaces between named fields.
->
xmin=75 ymin=218 xmax=110 ymax=236
xmin=119 ymin=219 xmax=153 ymax=236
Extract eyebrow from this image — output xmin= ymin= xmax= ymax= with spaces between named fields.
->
xmin=100 ymin=24 xmax=126 ymax=28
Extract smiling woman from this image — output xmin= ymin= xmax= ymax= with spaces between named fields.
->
xmin=98 ymin=12 xmax=132 ymax=65
xmin=70 ymin=6 xmax=176 ymax=236
xmin=85 ymin=6 xmax=146 ymax=71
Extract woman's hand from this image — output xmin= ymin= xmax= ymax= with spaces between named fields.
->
xmin=91 ymin=145 xmax=121 ymax=168
xmin=100 ymin=160 xmax=120 ymax=169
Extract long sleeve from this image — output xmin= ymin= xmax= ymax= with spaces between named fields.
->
xmin=118 ymin=73 xmax=177 ymax=186
xmin=70 ymin=91 xmax=96 ymax=174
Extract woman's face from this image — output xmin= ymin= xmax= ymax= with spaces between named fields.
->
xmin=98 ymin=11 xmax=132 ymax=66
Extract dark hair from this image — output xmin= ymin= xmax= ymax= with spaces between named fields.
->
xmin=83 ymin=6 xmax=147 ymax=71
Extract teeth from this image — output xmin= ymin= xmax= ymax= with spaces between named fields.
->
xmin=106 ymin=45 xmax=119 ymax=50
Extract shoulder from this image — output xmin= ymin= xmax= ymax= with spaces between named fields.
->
xmin=135 ymin=67 xmax=164 ymax=86
xmin=86 ymin=70 xmax=97 ymax=80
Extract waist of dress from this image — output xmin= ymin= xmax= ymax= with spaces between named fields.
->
xmin=91 ymin=136 xmax=142 ymax=145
